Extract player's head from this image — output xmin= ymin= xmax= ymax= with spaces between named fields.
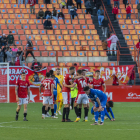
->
xmin=21 ymin=72 xmax=26 ymax=80
xmin=107 ymin=101 xmax=114 ymax=108
xmin=56 ymin=68 xmax=60 ymax=75
xmin=83 ymin=86 xmax=90 ymax=95
xmin=49 ymin=70 xmax=54 ymax=76
xmin=95 ymin=70 xmax=100 ymax=77
xmin=51 ymin=75 xmax=55 ymax=80
xmin=46 ymin=72 xmax=50 ymax=78
xmin=77 ymin=69 xmax=82 ymax=76
xmin=82 ymin=69 xmax=86 ymax=76
xmin=69 ymin=66 xmax=75 ymax=75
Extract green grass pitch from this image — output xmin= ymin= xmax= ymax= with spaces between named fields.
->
xmin=0 ymin=102 xmax=140 ymax=140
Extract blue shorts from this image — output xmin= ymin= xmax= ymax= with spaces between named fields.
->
xmin=95 ymin=95 xmax=107 ymax=108
xmin=53 ymin=90 xmax=57 ymax=101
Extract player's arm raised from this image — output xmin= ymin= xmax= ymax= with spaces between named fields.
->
xmin=50 ymin=84 xmax=54 ymax=99
xmin=64 ymin=82 xmax=76 ymax=88
xmin=74 ymin=75 xmax=86 ymax=80
xmin=28 ymin=86 xmax=30 ymax=102
xmin=15 ymin=85 xmax=19 ymax=102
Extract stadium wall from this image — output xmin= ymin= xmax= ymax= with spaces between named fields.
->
xmin=7 ymin=86 xmax=140 ymax=103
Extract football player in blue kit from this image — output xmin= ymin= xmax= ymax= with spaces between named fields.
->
xmin=50 ymin=70 xmax=62 ymax=115
xmin=91 ymin=101 xmax=115 ymax=121
xmin=83 ymin=86 xmax=107 ymax=125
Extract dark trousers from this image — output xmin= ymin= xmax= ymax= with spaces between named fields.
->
xmin=44 ymin=26 xmax=53 ymax=29
xmin=45 ymin=0 xmax=50 ymax=4
xmin=86 ymin=8 xmax=92 ymax=14
xmin=26 ymin=51 xmax=35 ymax=59
xmin=114 ymin=14 xmax=116 ymax=20
xmin=71 ymin=98 xmax=75 ymax=110
xmin=77 ymin=3 xmax=81 ymax=9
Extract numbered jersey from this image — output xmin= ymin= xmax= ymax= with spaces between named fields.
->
xmin=41 ymin=78 xmax=54 ymax=96
xmin=74 ymin=78 xmax=87 ymax=94
xmin=62 ymin=74 xmax=73 ymax=92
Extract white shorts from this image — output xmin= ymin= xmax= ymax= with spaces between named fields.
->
xmin=43 ymin=96 xmax=54 ymax=105
xmin=75 ymin=94 xmax=88 ymax=104
xmin=18 ymin=98 xmax=28 ymax=105
xmin=62 ymin=92 xmax=71 ymax=104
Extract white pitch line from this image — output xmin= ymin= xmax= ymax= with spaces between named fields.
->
xmin=0 ymin=121 xmax=17 ymax=125
xmin=0 ymin=125 xmax=140 ymax=131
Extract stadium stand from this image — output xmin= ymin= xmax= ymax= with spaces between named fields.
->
xmin=0 ymin=0 xmax=117 ymax=67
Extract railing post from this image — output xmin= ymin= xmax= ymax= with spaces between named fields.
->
xmin=56 ymin=51 xmax=58 ymax=66
xmin=117 ymin=50 xmax=119 ymax=65
xmin=134 ymin=45 xmax=136 ymax=62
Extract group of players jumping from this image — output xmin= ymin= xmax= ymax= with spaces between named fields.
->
xmin=15 ymin=67 xmax=115 ymax=125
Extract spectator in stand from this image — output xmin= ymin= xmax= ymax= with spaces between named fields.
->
xmin=18 ymin=0 xmax=23 ymax=8
xmin=26 ymin=38 xmax=35 ymax=59
xmin=43 ymin=19 xmax=53 ymax=29
xmin=17 ymin=47 xmax=24 ymax=61
xmin=85 ymin=0 xmax=92 ymax=14
xmin=37 ymin=9 xmax=45 ymax=19
xmin=97 ymin=6 xmax=104 ymax=27
xmin=0 ymin=48 xmax=4 ymax=62
xmin=126 ymin=3 xmax=131 ymax=19
xmin=28 ymin=0 xmax=36 ymax=14
xmin=73 ymin=63 xmax=77 ymax=66
xmin=15 ymin=52 xmax=24 ymax=66
xmin=60 ymin=0 xmax=67 ymax=9
xmin=96 ymin=0 xmax=102 ymax=10
xmin=137 ymin=3 xmax=140 ymax=20
xmin=25 ymin=0 xmax=28 ymax=7
xmin=1 ymin=34 xmax=7 ymax=46
xmin=136 ymin=0 xmax=139 ymax=4
xmin=107 ymin=33 xmax=111 ymax=54
xmin=123 ymin=0 xmax=127 ymax=8
xmin=5 ymin=47 xmax=13 ymax=66
xmin=102 ymin=40 xmax=107 ymax=50
xmin=130 ymin=69 xmax=135 ymax=85
xmin=76 ymin=0 xmax=81 ymax=9
xmin=2 ymin=45 xmax=9 ymax=62
xmin=136 ymin=39 xmax=140 ymax=55
xmin=93 ymin=0 xmax=97 ymax=9
xmin=58 ymin=12 xmax=65 ymax=21
xmin=112 ymin=74 xmax=119 ymax=85
xmin=52 ymin=7 xmax=58 ymax=23
xmin=107 ymin=0 xmax=110 ymax=6
xmin=102 ymin=16 xmax=109 ymax=37
xmin=114 ymin=0 xmax=119 ymax=9
xmin=31 ymin=59 xmax=42 ymax=71
xmin=107 ymin=32 xmax=119 ymax=55
xmin=67 ymin=0 xmax=74 ymax=14
xmin=45 ymin=0 xmax=50 ymax=4
xmin=12 ymin=45 xmax=18 ymax=63
xmin=70 ymin=4 xmax=78 ymax=20
xmin=7 ymin=31 xmax=14 ymax=47
xmin=112 ymin=4 xmax=118 ymax=22
xmin=45 ymin=8 xmax=52 ymax=19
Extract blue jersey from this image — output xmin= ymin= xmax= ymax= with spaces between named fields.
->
xmin=53 ymin=77 xmax=60 ymax=91
xmin=88 ymin=89 xmax=107 ymax=102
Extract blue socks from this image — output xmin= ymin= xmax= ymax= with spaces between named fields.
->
xmin=101 ymin=110 xmax=105 ymax=123
xmin=54 ymin=104 xmax=57 ymax=114
xmin=94 ymin=111 xmax=99 ymax=123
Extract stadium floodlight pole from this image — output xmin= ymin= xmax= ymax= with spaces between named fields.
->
xmin=7 ymin=63 xmax=9 ymax=103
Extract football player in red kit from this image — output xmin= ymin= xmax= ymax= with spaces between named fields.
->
xmin=15 ymin=72 xmax=30 ymax=121
xmin=90 ymin=70 xmax=106 ymax=92
xmin=39 ymin=72 xmax=57 ymax=119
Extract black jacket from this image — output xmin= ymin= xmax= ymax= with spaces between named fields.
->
xmin=58 ymin=12 xmax=64 ymax=18
xmin=31 ymin=62 xmax=42 ymax=70
xmin=45 ymin=10 xmax=51 ymax=17
xmin=67 ymin=0 xmax=73 ymax=7
xmin=102 ymin=19 xmax=109 ymax=27
xmin=44 ymin=20 xmax=52 ymax=27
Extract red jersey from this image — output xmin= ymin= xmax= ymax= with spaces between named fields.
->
xmin=15 ymin=57 xmax=20 ymax=66
xmin=28 ymin=0 xmax=36 ymax=6
xmin=126 ymin=6 xmax=131 ymax=14
xmin=62 ymin=74 xmax=73 ymax=92
xmin=41 ymin=78 xmax=54 ymax=96
xmin=86 ymin=77 xmax=90 ymax=84
xmin=74 ymin=78 xmax=87 ymax=94
xmin=16 ymin=79 xmax=30 ymax=98
xmin=113 ymin=76 xmax=119 ymax=85
xmin=112 ymin=7 xmax=118 ymax=14
xmin=90 ymin=78 xmax=105 ymax=91
xmin=136 ymin=42 xmax=140 ymax=49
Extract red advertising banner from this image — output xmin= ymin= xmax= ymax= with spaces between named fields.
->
xmin=9 ymin=86 xmax=140 ymax=103
xmin=0 ymin=66 xmax=47 ymax=86
xmin=47 ymin=65 xmax=134 ymax=85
